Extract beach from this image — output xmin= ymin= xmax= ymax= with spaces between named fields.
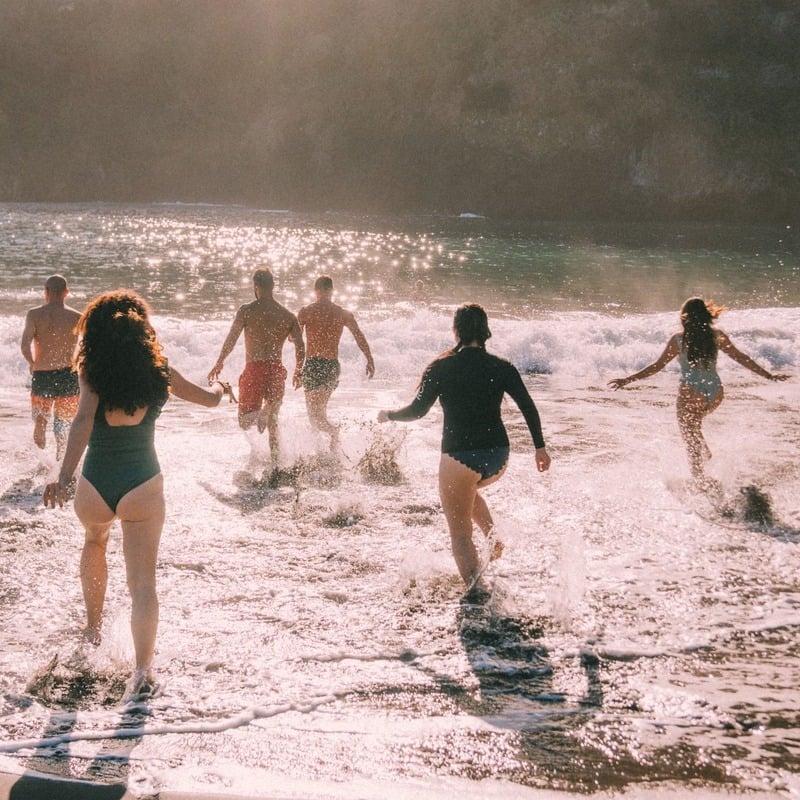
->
xmin=1 ymin=204 xmax=798 ymax=798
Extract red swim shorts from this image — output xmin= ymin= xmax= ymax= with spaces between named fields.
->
xmin=238 ymin=360 xmax=287 ymax=414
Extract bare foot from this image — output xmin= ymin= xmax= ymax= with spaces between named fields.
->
xmin=82 ymin=626 xmax=101 ymax=646
xmin=121 ymin=668 xmax=159 ymax=704
xmin=490 ymin=538 xmax=505 ymax=561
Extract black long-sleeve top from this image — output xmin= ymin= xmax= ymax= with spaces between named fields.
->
xmin=387 ymin=347 xmax=546 ymax=452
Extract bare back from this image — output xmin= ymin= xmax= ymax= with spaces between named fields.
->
xmin=298 ymin=300 xmax=350 ymax=359
xmin=242 ymin=298 xmax=299 ymax=361
xmin=23 ymin=303 xmax=81 ymax=371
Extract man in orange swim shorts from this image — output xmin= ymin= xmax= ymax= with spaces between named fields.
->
xmin=20 ymin=274 xmax=81 ymax=460
xmin=209 ymin=269 xmax=305 ymax=461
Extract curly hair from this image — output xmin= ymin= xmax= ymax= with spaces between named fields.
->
xmin=680 ymin=297 xmax=724 ymax=367
xmin=75 ymin=290 xmax=170 ymax=414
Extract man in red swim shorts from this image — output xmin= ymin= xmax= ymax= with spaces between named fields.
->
xmin=209 ymin=269 xmax=305 ymax=461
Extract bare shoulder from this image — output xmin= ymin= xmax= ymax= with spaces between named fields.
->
xmin=338 ymin=305 xmax=356 ymax=323
xmin=238 ymin=299 xmax=258 ymax=318
xmin=25 ymin=304 xmax=45 ymax=321
xmin=277 ymin=301 xmax=299 ymax=326
xmin=714 ymin=328 xmax=732 ymax=347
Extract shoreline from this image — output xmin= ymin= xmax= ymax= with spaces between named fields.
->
xmin=0 ymin=769 xmax=781 ymax=800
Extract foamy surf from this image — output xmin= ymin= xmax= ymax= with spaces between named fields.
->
xmin=1 ymin=204 xmax=798 ymax=797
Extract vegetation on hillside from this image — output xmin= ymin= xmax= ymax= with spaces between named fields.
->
xmin=1 ymin=1 xmax=797 ymax=220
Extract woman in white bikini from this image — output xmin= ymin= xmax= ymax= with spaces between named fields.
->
xmin=609 ymin=297 xmax=789 ymax=481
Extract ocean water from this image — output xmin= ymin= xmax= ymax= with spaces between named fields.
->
xmin=0 ymin=203 xmax=798 ymax=798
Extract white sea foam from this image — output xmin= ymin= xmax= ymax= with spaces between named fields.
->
xmin=2 ymin=206 xmax=799 ymax=796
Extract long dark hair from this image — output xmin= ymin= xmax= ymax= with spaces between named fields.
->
xmin=680 ymin=297 xmax=723 ymax=366
xmin=75 ymin=290 xmax=170 ymax=414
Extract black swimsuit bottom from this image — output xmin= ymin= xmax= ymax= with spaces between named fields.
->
xmin=448 ymin=447 xmax=510 ymax=480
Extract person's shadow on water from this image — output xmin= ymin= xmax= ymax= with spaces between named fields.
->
xmin=450 ymin=594 xmax=608 ymax=789
xmin=455 ymin=596 xmax=603 ymax=713
xmin=199 ymin=468 xmax=300 ymax=514
xmin=9 ymin=654 xmax=144 ymax=799
xmin=200 ymin=454 xmax=349 ymax=514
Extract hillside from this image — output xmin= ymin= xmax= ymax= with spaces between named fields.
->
xmin=1 ymin=0 xmax=798 ymax=221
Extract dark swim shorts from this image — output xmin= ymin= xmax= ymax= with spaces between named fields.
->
xmin=301 ymin=357 xmax=341 ymax=392
xmin=31 ymin=367 xmax=79 ymax=399
xmin=448 ymin=447 xmax=510 ymax=481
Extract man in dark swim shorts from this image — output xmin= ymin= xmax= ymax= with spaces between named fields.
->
xmin=20 ymin=275 xmax=81 ymax=459
xmin=297 ymin=275 xmax=374 ymax=449
xmin=300 ymin=357 xmax=341 ymax=393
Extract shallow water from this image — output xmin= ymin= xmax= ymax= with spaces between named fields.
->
xmin=0 ymin=204 xmax=798 ymax=797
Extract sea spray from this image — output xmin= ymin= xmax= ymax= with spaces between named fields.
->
xmin=549 ymin=517 xmax=586 ymax=627
xmin=357 ymin=425 xmax=406 ymax=485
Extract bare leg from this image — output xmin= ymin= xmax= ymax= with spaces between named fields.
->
xmin=262 ymin=400 xmax=282 ymax=461
xmin=438 ymin=454 xmax=484 ymax=586
xmin=74 ymin=476 xmax=115 ymax=644
xmin=304 ymin=387 xmax=339 ymax=449
xmin=33 ymin=415 xmax=47 ymax=450
xmin=471 ymin=493 xmax=504 ymax=562
xmin=677 ymin=383 xmax=724 ymax=479
xmin=118 ymin=474 xmax=165 ymax=675
xmin=473 ymin=464 xmax=507 ymax=560
xmin=53 ymin=398 xmax=78 ymax=461
xmin=55 ymin=431 xmax=67 ymax=461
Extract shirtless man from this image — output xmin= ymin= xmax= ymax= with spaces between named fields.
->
xmin=208 ymin=268 xmax=304 ymax=460
xmin=20 ymin=274 xmax=82 ymax=459
xmin=297 ymin=275 xmax=375 ymax=448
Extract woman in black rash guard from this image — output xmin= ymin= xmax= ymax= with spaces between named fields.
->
xmin=378 ymin=304 xmax=550 ymax=592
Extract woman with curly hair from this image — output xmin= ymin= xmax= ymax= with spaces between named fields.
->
xmin=43 ymin=290 xmax=233 ymax=699
xmin=609 ymin=297 xmax=789 ymax=482
xmin=377 ymin=304 xmax=551 ymax=594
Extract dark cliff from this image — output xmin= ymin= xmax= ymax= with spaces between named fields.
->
xmin=1 ymin=0 xmax=798 ymax=221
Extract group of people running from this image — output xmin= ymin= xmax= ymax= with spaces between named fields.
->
xmin=23 ymin=271 xmax=787 ymax=699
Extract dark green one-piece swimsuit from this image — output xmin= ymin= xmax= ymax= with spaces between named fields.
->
xmin=81 ymin=402 xmax=163 ymax=512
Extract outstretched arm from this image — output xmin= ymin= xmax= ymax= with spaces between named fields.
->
xmin=345 ymin=313 xmax=375 ymax=378
xmin=208 ymin=308 xmax=245 ymax=382
xmin=378 ymin=364 xmax=438 ymax=422
xmin=717 ymin=331 xmax=789 ymax=381
xmin=608 ymin=334 xmax=680 ymax=390
xmin=170 ymin=366 xmax=227 ymax=407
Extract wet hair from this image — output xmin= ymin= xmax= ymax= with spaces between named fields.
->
xmin=680 ymin=297 xmax=723 ymax=366
xmin=314 ymin=275 xmax=334 ymax=292
xmin=45 ymin=274 xmax=68 ymax=296
xmin=422 ymin=304 xmax=493 ymax=389
xmin=452 ymin=303 xmax=492 ymax=351
xmin=253 ymin=269 xmax=274 ymax=291
xmin=76 ymin=290 xmax=170 ymax=414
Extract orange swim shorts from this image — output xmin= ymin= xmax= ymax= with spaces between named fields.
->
xmin=238 ymin=360 xmax=287 ymax=414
